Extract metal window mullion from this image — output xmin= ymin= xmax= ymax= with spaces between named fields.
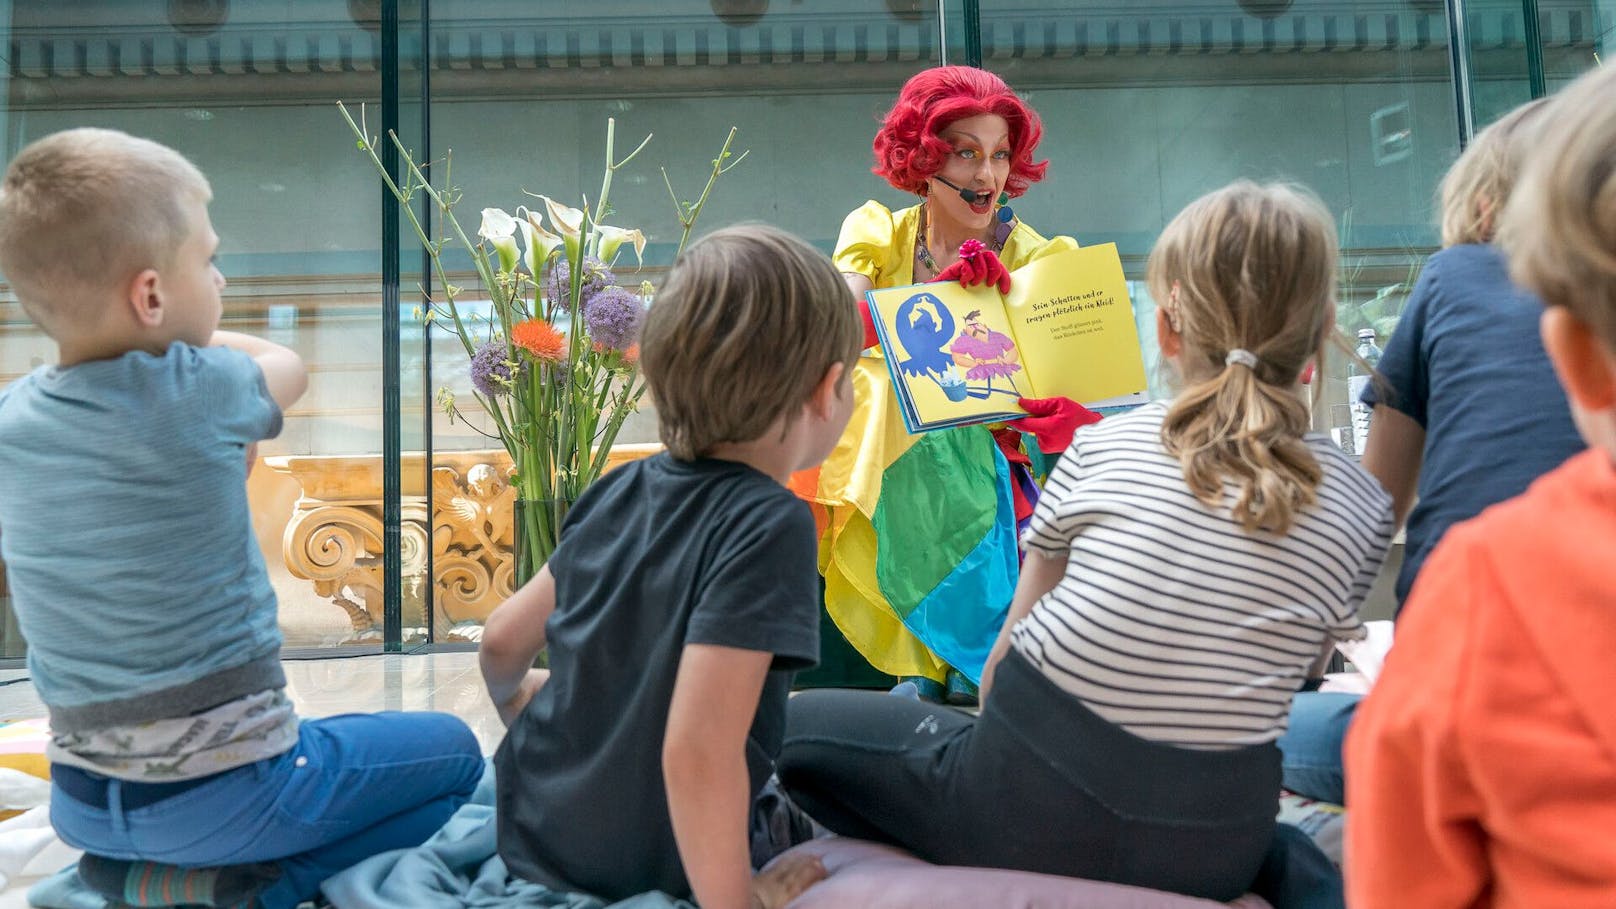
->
xmin=381 ymin=0 xmax=404 ymax=652
xmin=1522 ymin=0 xmax=1546 ymax=97
xmin=964 ymin=0 xmax=982 ymax=68
xmin=417 ymin=0 xmax=436 ymax=648
xmin=1444 ymin=0 xmax=1476 ymax=147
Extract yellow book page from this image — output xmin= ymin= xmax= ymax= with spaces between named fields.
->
xmin=866 ymin=282 xmax=1029 ymax=430
xmin=1003 ymin=243 xmax=1150 ymax=408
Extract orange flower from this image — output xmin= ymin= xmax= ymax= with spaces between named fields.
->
xmin=511 ymin=319 xmax=567 ymax=362
xmin=592 ymin=340 xmax=640 ymax=366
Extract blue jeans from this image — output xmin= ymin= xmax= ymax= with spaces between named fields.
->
xmin=51 ymin=711 xmax=484 ymax=909
xmin=1276 ymin=692 xmax=1361 ymax=805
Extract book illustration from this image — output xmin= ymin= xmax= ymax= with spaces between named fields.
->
xmin=892 ymin=293 xmax=1023 ymax=403
xmin=892 ymin=291 xmax=956 ymax=378
xmin=948 ymin=309 xmax=1022 ymax=399
xmin=867 ymin=242 xmax=1151 ymax=434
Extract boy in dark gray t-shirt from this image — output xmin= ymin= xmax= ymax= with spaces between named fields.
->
xmin=481 ymin=225 xmax=863 ymax=909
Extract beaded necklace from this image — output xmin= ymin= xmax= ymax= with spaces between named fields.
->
xmin=915 ymin=201 xmax=1013 ymax=279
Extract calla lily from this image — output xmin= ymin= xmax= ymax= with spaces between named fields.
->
xmin=595 ymin=224 xmax=647 ymax=268
xmin=478 ymin=207 xmax=520 ymax=274
xmin=539 ymin=195 xmax=585 ymax=262
xmin=517 ymin=206 xmax=563 ymax=275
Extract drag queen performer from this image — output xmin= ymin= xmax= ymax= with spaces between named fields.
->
xmin=793 ymin=65 xmax=1092 ymax=703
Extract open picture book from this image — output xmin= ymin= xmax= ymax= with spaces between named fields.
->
xmin=867 ymin=242 xmax=1151 ymax=433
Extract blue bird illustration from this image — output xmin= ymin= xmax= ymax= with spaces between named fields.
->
xmin=893 ymin=292 xmax=956 ymax=378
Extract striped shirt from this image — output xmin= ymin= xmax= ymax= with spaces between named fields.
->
xmin=1015 ymin=402 xmax=1393 ymax=749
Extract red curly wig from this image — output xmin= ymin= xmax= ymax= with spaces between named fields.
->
xmin=872 ymin=66 xmax=1048 ymax=198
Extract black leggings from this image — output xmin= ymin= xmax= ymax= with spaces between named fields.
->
xmin=778 ymin=650 xmax=1280 ymax=903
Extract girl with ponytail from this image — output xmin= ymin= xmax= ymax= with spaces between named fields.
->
xmin=1153 ymin=181 xmax=1339 ymax=534
xmin=778 ymin=181 xmax=1394 ymax=904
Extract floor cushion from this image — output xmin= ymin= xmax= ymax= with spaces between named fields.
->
xmin=778 ymin=838 xmax=1273 ymax=909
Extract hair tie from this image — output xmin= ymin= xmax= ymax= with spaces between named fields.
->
xmin=1225 ymin=349 xmax=1259 ymax=370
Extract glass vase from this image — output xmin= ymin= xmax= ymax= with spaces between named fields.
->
xmin=513 ymin=496 xmax=572 ymax=669
xmin=513 ymin=496 xmax=573 ymax=590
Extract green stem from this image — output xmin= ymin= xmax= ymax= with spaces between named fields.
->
xmin=674 ymin=127 xmax=747 ymax=258
xmin=340 ymin=102 xmax=518 ymax=447
xmin=588 ymin=374 xmax=644 ymax=479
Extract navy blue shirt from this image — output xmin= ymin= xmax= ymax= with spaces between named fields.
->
xmin=1364 ymin=244 xmax=1584 ymax=611
xmin=495 ymin=453 xmax=820 ymax=900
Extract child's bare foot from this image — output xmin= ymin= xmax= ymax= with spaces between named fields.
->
xmin=751 ymin=851 xmax=827 ymax=909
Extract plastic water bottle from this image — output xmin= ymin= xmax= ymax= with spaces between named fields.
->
xmin=1347 ymin=328 xmax=1382 ymax=456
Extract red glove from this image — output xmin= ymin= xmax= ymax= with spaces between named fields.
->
xmin=1009 ymin=396 xmax=1102 ymax=455
xmin=859 ymin=294 xmax=880 ymax=350
xmin=932 ymin=238 xmax=1012 ymax=295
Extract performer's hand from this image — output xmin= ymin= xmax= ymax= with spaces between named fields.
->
xmin=858 ymin=295 xmax=881 ymax=350
xmin=1009 ymin=396 xmax=1103 ymax=455
xmin=931 ymin=239 xmax=1012 ymax=295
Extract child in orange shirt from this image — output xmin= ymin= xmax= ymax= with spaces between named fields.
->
xmin=1345 ymin=62 xmax=1616 ymax=909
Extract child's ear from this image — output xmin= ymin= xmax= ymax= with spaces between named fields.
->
xmin=125 ymin=267 xmax=164 ymax=329
xmin=807 ymin=361 xmax=848 ymax=421
xmin=1541 ymin=306 xmax=1616 ymax=412
xmin=1155 ymin=307 xmax=1182 ymax=358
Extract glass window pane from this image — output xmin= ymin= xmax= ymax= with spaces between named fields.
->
xmin=421 ymin=2 xmax=943 ymax=640
xmin=0 ymin=2 xmax=387 ymax=653
xmin=1539 ymin=0 xmax=1610 ymax=90
xmin=977 ymin=0 xmax=1458 ymax=412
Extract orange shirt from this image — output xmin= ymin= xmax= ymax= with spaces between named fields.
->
xmin=1346 ymin=449 xmax=1616 ymax=908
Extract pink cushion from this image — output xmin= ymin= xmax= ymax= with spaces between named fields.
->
xmin=780 ymin=838 xmax=1273 ymax=909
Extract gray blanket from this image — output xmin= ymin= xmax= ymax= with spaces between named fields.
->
xmin=320 ymin=765 xmax=693 ymax=909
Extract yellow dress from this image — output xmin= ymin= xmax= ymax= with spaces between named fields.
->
xmin=798 ymin=200 xmax=1078 ymax=683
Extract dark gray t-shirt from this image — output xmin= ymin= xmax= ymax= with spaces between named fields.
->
xmin=495 ymin=453 xmax=820 ymax=900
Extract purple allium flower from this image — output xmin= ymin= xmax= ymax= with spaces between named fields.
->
xmin=583 ymin=285 xmax=645 ymax=350
xmin=543 ymin=255 xmax=617 ymax=309
xmin=470 ymin=340 xmax=521 ymax=397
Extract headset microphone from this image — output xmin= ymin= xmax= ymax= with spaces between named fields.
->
xmin=931 ymin=175 xmax=992 ymax=205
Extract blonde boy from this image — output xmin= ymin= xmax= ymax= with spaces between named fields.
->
xmin=1346 ymin=64 xmax=1616 ymax=908
xmin=481 ymin=225 xmax=859 ymax=909
xmin=0 ymin=128 xmax=483 ymax=909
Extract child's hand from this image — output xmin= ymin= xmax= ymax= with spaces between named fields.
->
xmin=496 ymin=667 xmax=550 ymax=727
xmin=751 ymin=852 xmax=827 ymax=909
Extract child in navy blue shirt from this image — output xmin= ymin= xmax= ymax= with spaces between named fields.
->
xmin=1278 ymin=98 xmax=1587 ymax=808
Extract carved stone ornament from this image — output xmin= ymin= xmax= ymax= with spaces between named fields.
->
xmin=264 ymin=445 xmax=659 ymax=643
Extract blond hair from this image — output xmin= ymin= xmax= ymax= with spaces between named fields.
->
xmin=1500 ymin=65 xmax=1616 ymax=350
xmin=1149 ymin=181 xmax=1337 ymax=534
xmin=639 ymin=224 xmax=862 ymax=460
xmin=1438 ymin=98 xmax=1550 ymax=247
xmin=0 ymin=128 xmax=212 ymax=336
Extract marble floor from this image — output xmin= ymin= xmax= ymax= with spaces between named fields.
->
xmin=0 ymin=651 xmax=508 ymax=755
